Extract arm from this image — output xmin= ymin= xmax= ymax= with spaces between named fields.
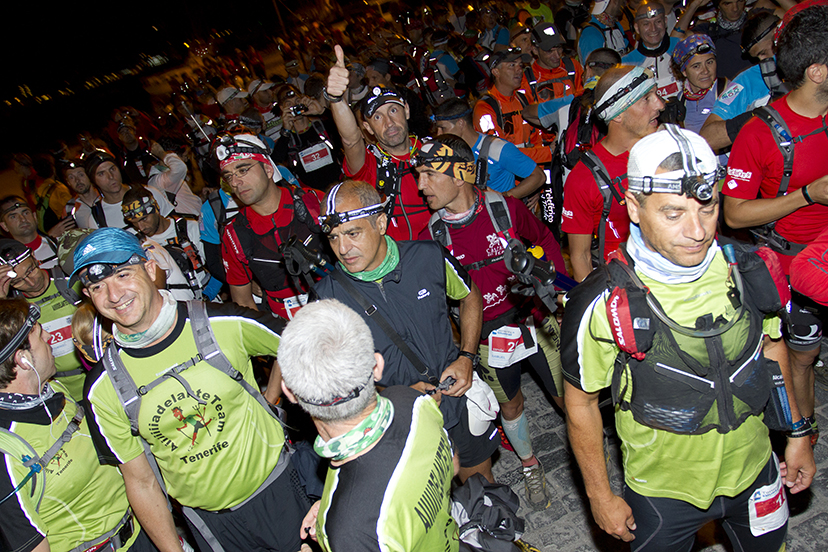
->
xmin=505 ymin=165 xmax=545 ymax=199
xmin=723 ymin=182 xmax=824 ymax=229
xmin=565 ymin=381 xmax=637 ymax=541
xmin=699 ymin=114 xmax=734 ymax=151
xmin=521 ymin=104 xmax=541 ymax=127
xmin=441 ymin=280 xmax=483 ymax=397
xmin=763 ymin=336 xmax=815 ymax=493
xmin=568 ymin=233 xmax=595 ymax=282
xmin=671 ymin=0 xmax=706 ymax=36
xmin=119 ymin=455 xmax=185 ymax=552
xmin=327 ymin=45 xmax=366 ymax=175
xmin=230 ymin=283 xmax=258 ymax=310
xmin=263 ymin=359 xmax=282 ymax=405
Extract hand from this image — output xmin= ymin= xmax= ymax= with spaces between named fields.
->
xmin=411 ymin=381 xmax=442 ymax=406
xmin=282 ymin=111 xmax=297 ymax=131
xmin=440 ymin=357 xmax=473 ymax=397
xmin=0 ymin=265 xmax=12 ymax=297
xmin=150 ymin=141 xmax=168 ymax=160
xmin=301 ymin=96 xmax=326 ymax=116
xmin=781 ymin=436 xmax=816 ymax=494
xmin=300 ymin=500 xmax=321 ymax=542
xmin=47 ymin=216 xmax=77 ymax=239
xmin=803 ymin=175 xmax=828 ymax=205
xmin=326 ymin=45 xmax=350 ymax=98
xmin=590 ymin=494 xmax=636 ymax=542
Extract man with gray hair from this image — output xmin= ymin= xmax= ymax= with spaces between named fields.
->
xmin=561 ymin=65 xmax=664 ymax=282
xmin=561 ymin=126 xmax=814 ymax=548
xmin=279 ymin=299 xmax=459 ymax=551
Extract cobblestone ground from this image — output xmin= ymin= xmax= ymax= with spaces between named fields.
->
xmin=492 ymin=351 xmax=828 ymax=551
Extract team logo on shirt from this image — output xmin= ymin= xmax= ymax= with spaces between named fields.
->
xmin=719 ymin=83 xmax=744 ymax=106
xmin=173 ymin=405 xmax=213 ymax=449
xmin=727 ymin=167 xmax=752 ymax=180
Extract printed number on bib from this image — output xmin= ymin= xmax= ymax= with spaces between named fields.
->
xmin=748 ymin=455 xmax=788 ymax=536
xmin=41 ymin=315 xmax=75 ymax=358
xmin=488 ymin=323 xmax=538 ymax=368
xmin=299 ymin=142 xmax=334 ymax=172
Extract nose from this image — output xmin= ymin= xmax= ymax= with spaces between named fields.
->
xmin=106 ymin=278 xmax=126 ymax=304
xmin=684 ymin=213 xmax=707 ymax=242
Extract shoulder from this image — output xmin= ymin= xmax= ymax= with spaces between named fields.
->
xmin=203 ymin=301 xmax=287 ymax=336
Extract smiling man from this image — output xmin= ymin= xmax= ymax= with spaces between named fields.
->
xmin=561 ymin=66 xmax=664 ymax=282
xmin=311 ymin=180 xmax=498 ymax=484
xmin=73 ymin=227 xmax=310 ymax=552
xmin=562 ymin=126 xmax=815 ymax=549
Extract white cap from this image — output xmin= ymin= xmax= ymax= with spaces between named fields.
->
xmin=217 ymin=87 xmax=249 ymax=105
xmin=464 ymin=373 xmax=500 ymax=436
xmin=247 ymin=80 xmax=276 ymax=95
xmin=592 ymin=0 xmax=611 ymax=15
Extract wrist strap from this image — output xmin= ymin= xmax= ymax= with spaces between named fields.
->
xmin=802 ymin=185 xmax=815 ymax=205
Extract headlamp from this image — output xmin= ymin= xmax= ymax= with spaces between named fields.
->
xmin=0 ymin=304 xmax=40 ymax=365
xmin=80 ymin=254 xmax=145 ymax=287
xmin=318 ymin=182 xmax=389 ymax=234
xmin=122 ymin=197 xmax=157 ymax=221
xmin=212 ymin=133 xmax=270 ymax=162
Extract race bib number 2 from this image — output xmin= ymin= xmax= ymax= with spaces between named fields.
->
xmin=487 ymin=323 xmax=538 ymax=368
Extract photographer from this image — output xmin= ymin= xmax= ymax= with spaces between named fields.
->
xmin=272 ymin=85 xmax=343 ymax=192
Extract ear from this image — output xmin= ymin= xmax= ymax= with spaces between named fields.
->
xmin=633 ymin=20 xmax=641 ymax=36
xmin=404 ymin=101 xmax=411 ymax=121
xmin=143 ymin=258 xmax=159 ymax=281
xmin=806 ymin=63 xmax=827 ymax=86
xmin=13 ymin=350 xmax=32 ymax=371
xmin=376 ymin=212 xmax=388 ymax=236
xmin=362 ymin=119 xmax=376 ymax=137
xmin=625 ymin=190 xmax=642 ymax=224
xmin=280 ymin=380 xmax=300 ymax=404
xmin=0 ymin=221 xmax=7 ymax=233
xmin=373 ymin=352 xmax=385 ymax=382
xmin=82 ymin=287 xmax=91 ymax=298
xmin=262 ymin=161 xmax=275 ymax=180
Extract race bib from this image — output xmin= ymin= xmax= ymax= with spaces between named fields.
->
xmin=41 ymin=315 xmax=74 ymax=358
xmin=487 ymin=323 xmax=538 ymax=368
xmin=283 ymin=294 xmax=309 ymax=320
xmin=748 ymin=455 xmax=789 ymax=536
xmin=299 ymin=142 xmax=334 ymax=173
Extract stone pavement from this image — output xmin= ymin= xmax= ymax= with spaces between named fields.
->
xmin=491 ymin=358 xmax=828 ymax=551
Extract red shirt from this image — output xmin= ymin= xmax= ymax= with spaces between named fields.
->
xmin=725 ymin=96 xmax=828 ymax=269
xmin=418 ymin=195 xmax=567 ymax=324
xmin=345 ymin=138 xmax=431 ymax=241
xmin=473 ymin=87 xmax=552 ymax=164
xmin=561 ymin=142 xmax=631 ymax=260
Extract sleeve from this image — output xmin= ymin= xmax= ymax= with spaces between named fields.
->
xmin=142 ymin=240 xmax=175 ymax=281
xmin=537 ymin=96 xmax=575 ymax=130
xmin=152 ymin=153 xmax=189 ymax=195
xmin=343 ymin=147 xmax=376 ymax=181
xmin=497 ymin=142 xmax=538 ymax=180
xmin=220 ymin=223 xmax=254 ymax=286
xmin=147 ymin=185 xmax=176 ymax=218
xmin=277 ymin=165 xmax=300 ymax=187
xmin=508 ymin=196 xmax=568 ymax=275
xmin=200 ymin=199 xmax=220 ymax=245
xmin=711 ymin=70 xmax=757 ymax=120
xmin=0 ymin=457 xmax=46 ymax=552
xmin=560 ymin=276 xmax=619 ymax=392
xmin=790 ymin=226 xmax=828 ymax=306
xmin=561 ymin=162 xmax=602 ymax=235
xmin=438 ymin=56 xmax=460 ymax=77
xmin=86 ymin=371 xmax=147 ymax=465
xmin=721 ymin=118 xmax=771 ymax=200
xmin=571 ymin=59 xmax=585 ymax=95
xmin=473 ymin=99 xmax=501 ymax=136
xmin=188 ymin=220 xmax=207 ymax=262
xmin=577 ymin=25 xmax=604 ymax=62
xmin=442 ymin=246 xmax=473 ymax=301
xmin=496 ymin=27 xmax=510 ymax=46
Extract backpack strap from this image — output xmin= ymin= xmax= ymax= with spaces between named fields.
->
xmin=480 ymin=95 xmax=504 ymax=130
xmin=51 ymin=267 xmax=82 ymax=306
xmin=208 ymin=190 xmax=226 ymax=228
xmin=90 ymin=201 xmax=107 ymax=228
xmin=581 ymin=150 xmax=627 ymax=261
xmin=752 ymin=106 xmax=795 ymax=197
xmin=475 ymin=135 xmax=495 ymax=189
xmin=523 ymin=65 xmax=539 ymax=102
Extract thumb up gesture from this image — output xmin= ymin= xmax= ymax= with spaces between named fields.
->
xmin=326 ymin=45 xmax=350 ymax=98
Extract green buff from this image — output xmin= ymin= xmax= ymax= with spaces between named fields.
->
xmin=339 ymin=236 xmax=399 ymax=281
xmin=314 ymin=395 xmax=395 ymax=461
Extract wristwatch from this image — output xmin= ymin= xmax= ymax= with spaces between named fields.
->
xmin=457 ymin=350 xmax=480 ymax=368
xmin=322 ymin=87 xmax=343 ymax=103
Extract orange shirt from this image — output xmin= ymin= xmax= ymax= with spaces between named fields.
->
xmin=519 ymin=58 xmax=584 ymax=102
xmin=473 ymin=87 xmax=552 ymax=164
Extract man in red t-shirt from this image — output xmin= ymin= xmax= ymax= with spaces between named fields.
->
xmin=562 ymin=65 xmax=664 ymax=281
xmin=218 ymin=133 xmax=323 ymax=319
xmin=474 ymin=49 xmax=553 ymax=165
xmin=415 ymin=136 xmax=568 ymax=511
xmin=325 ymin=45 xmax=430 ymax=241
xmin=723 ymin=4 xmax=828 ymax=440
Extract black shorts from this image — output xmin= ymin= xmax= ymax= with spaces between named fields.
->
xmin=448 ymin=400 xmax=500 ymax=468
xmin=784 ymin=291 xmax=826 ymax=351
xmin=185 ymin=462 xmax=311 ymax=551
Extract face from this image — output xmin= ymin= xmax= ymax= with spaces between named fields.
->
xmin=512 ymin=33 xmax=532 ymax=53
xmin=627 ymin=187 xmax=719 ymax=267
xmin=27 ymin=323 xmax=56 ymax=382
xmin=117 ymin=124 xmax=137 ymax=145
xmin=617 ymin=89 xmax=665 ymax=139
xmin=7 ymin=257 xmax=48 ymax=295
xmin=537 ymin=46 xmax=563 ymax=69
xmin=220 ymin=160 xmax=273 ymax=206
xmin=0 ymin=204 xmax=36 ymax=239
xmin=365 ymin=68 xmax=389 ymax=88
xmin=287 ymin=65 xmax=300 ymax=77
xmin=94 ymin=161 xmax=123 ymax=194
xmin=682 ymin=53 xmax=717 ymax=91
xmin=482 ymin=10 xmax=497 ymax=30
xmin=748 ymin=37 xmax=774 ymax=61
xmin=434 ymin=119 xmax=462 ymax=136
xmin=64 ymin=167 xmax=92 ymax=195
xmin=83 ymin=261 xmax=161 ymax=334
xmin=492 ymin=60 xmax=524 ymax=89
xmin=224 ymin=97 xmax=247 ymax=115
xmin=326 ymin=196 xmax=388 ymax=273
xmin=363 ymin=102 xmax=410 ymax=150
xmin=253 ymin=89 xmax=273 ymax=106
xmin=127 ymin=210 xmax=163 ymax=237
xmin=634 ymin=15 xmax=667 ymax=48
xmin=718 ymin=0 xmax=746 ymax=22
xmin=416 ymin=167 xmax=461 ymax=210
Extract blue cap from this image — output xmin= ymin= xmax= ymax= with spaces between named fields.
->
xmin=70 ymin=228 xmax=147 ymax=285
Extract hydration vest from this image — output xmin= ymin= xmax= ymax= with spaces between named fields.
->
xmin=579 ymin=150 xmax=627 ymax=262
xmin=24 ymin=267 xmax=83 ymax=307
xmin=523 ymin=58 xmax=578 ymax=103
xmin=580 ymin=242 xmax=790 ymax=435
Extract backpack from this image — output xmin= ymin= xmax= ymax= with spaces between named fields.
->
xmin=560 ymin=88 xmax=606 ymax=170
xmin=524 ymin=58 xmax=578 ymax=103
xmin=478 ymin=92 xmax=529 ymax=137
xmin=580 ymin=149 xmax=627 ymax=262
xmin=26 ymin=267 xmax=83 ymax=307
xmin=584 ymin=21 xmax=632 ymax=56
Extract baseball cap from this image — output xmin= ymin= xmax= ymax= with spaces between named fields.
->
xmin=247 ymin=79 xmax=276 ymax=96
xmin=489 ymin=48 xmax=532 ymax=70
xmin=532 ymin=22 xmax=565 ymax=50
xmin=57 ymin=229 xmax=96 ymax=276
xmin=627 ymin=126 xmax=722 ymax=200
xmin=510 ymin=22 xmax=531 ymax=42
xmin=362 ymin=86 xmax=406 ymax=118
xmin=592 ymin=0 xmax=611 ymax=15
xmin=217 ymin=87 xmax=249 ymax=105
xmin=69 ymin=228 xmax=148 ymax=286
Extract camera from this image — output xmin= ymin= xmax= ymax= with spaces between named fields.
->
xmin=288 ymin=104 xmax=308 ymax=117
